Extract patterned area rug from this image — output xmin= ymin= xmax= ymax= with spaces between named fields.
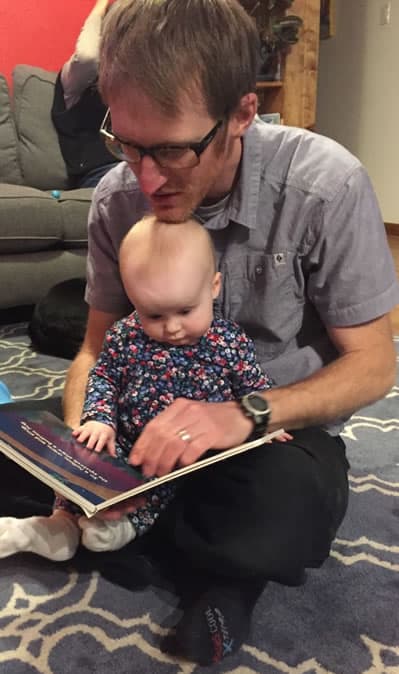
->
xmin=0 ymin=322 xmax=398 ymax=674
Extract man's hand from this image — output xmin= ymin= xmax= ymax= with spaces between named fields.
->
xmin=72 ymin=420 xmax=116 ymax=455
xmin=128 ymin=398 xmax=253 ymax=477
xmin=93 ymin=0 xmax=112 ymax=17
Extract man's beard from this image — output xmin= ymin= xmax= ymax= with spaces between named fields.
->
xmin=151 ymin=175 xmax=216 ymax=223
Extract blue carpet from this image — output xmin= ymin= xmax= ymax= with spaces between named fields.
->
xmin=0 ymin=323 xmax=398 ymax=673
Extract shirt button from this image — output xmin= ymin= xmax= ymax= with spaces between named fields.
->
xmin=255 ymin=265 xmax=263 ymax=275
xmin=273 ymin=252 xmax=286 ymax=265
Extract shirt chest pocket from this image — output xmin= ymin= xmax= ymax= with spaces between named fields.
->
xmin=218 ymin=252 xmax=304 ymax=359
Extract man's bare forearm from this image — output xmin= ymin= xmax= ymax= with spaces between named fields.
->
xmin=267 ymin=351 xmax=394 ymax=431
xmin=266 ymin=317 xmax=396 ymax=432
xmin=62 ymin=307 xmax=124 ymax=428
xmin=62 ymin=350 xmax=97 ymax=428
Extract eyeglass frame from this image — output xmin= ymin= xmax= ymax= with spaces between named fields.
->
xmin=99 ymin=108 xmax=223 ymax=168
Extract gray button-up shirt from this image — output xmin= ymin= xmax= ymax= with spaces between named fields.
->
xmin=86 ymin=120 xmax=399 ymax=433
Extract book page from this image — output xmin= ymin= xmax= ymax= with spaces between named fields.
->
xmin=0 ymin=410 xmax=152 ymax=512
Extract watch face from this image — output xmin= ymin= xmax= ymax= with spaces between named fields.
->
xmin=248 ymin=393 xmax=269 ymax=413
xmin=241 ymin=393 xmax=270 ymax=437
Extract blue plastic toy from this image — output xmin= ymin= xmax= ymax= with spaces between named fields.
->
xmin=0 ymin=381 xmax=12 ymax=404
xmin=51 ymin=190 xmax=61 ymax=199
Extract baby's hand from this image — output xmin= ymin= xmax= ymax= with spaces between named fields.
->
xmin=274 ymin=430 xmax=293 ymax=442
xmin=265 ymin=430 xmax=293 ymax=444
xmin=72 ymin=421 xmax=116 ymax=455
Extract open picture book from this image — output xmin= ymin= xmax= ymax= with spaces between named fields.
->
xmin=0 ymin=408 xmax=283 ymax=518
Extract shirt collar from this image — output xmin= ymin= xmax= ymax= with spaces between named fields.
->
xmin=205 ymin=120 xmax=264 ymax=232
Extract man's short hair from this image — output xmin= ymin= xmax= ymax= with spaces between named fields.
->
xmin=99 ymin=0 xmax=259 ymax=119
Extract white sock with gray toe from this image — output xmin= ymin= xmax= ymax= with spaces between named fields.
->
xmin=79 ymin=515 xmax=136 ymax=552
xmin=0 ymin=513 xmax=80 ymax=561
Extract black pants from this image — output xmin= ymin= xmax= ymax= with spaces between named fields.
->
xmin=167 ymin=427 xmax=349 ymax=585
xmin=0 ymin=399 xmax=349 ymax=586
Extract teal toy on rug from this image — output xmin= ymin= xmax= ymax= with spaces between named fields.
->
xmin=0 ymin=381 xmax=12 ymax=404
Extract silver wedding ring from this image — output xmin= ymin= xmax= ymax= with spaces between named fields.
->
xmin=177 ymin=429 xmax=192 ymax=443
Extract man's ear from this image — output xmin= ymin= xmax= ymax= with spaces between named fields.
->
xmin=229 ymin=93 xmax=258 ymax=138
xmin=212 ymin=271 xmax=222 ymax=299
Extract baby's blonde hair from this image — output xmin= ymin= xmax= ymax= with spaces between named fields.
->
xmin=119 ymin=214 xmax=216 ymax=285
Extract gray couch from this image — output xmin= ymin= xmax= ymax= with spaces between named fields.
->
xmin=0 ymin=65 xmax=92 ymax=311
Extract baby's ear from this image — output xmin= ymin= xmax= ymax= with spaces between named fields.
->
xmin=212 ymin=272 xmax=222 ymax=299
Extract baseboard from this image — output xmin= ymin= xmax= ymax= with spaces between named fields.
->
xmin=385 ymin=223 xmax=399 ymax=236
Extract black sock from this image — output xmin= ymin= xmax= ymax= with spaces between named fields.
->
xmin=162 ymin=578 xmax=265 ymax=666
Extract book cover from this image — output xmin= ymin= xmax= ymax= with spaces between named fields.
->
xmin=0 ymin=408 xmax=282 ymax=517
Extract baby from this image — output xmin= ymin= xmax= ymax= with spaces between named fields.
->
xmin=0 ymin=215 xmax=288 ymax=561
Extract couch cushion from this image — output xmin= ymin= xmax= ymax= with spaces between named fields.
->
xmin=59 ymin=188 xmax=92 ymax=247
xmin=0 ymin=185 xmax=90 ymax=255
xmin=0 ymin=184 xmax=64 ymax=254
xmin=0 ymin=75 xmax=23 ymax=185
xmin=13 ymin=65 xmax=69 ymax=191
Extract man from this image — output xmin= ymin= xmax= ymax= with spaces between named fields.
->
xmin=3 ymin=0 xmax=398 ymax=666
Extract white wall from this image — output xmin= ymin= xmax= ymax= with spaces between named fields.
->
xmin=316 ymin=0 xmax=399 ymax=222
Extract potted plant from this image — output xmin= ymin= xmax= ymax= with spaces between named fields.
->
xmin=250 ymin=0 xmax=303 ymax=81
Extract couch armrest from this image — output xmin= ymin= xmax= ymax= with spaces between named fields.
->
xmin=0 ymin=75 xmax=23 ymax=185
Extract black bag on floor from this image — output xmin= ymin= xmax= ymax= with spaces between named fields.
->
xmin=28 ymin=278 xmax=88 ymax=360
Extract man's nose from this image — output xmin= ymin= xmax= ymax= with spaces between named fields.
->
xmin=133 ymin=155 xmax=168 ymax=195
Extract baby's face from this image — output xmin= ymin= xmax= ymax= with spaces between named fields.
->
xmin=127 ymin=269 xmax=221 ymax=346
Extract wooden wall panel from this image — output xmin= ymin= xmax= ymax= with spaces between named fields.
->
xmin=256 ymin=0 xmax=320 ymax=129
xmin=281 ymin=0 xmax=321 ymax=128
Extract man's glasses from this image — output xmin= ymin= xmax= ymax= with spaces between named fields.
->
xmin=100 ymin=109 xmax=223 ymax=169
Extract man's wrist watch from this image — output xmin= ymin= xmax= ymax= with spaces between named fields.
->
xmin=240 ymin=392 xmax=271 ymax=437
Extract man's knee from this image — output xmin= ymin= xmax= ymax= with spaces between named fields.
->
xmin=171 ymin=429 xmax=349 ymax=580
